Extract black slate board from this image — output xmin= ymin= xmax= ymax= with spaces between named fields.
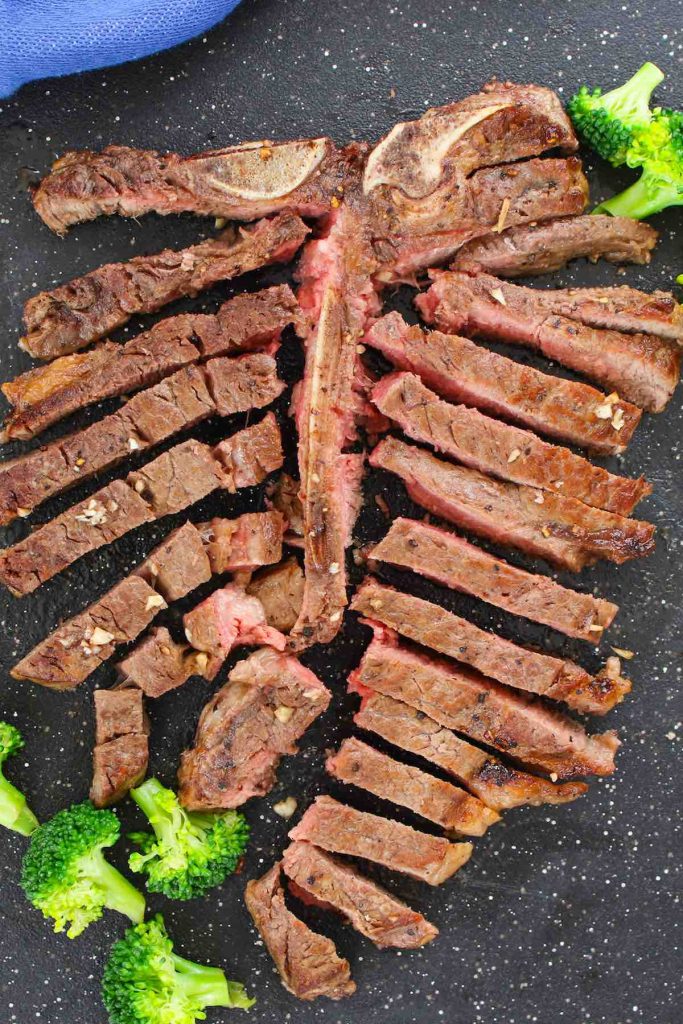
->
xmin=0 ymin=2 xmax=681 ymax=1022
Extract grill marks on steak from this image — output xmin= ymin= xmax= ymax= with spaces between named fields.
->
xmin=417 ymin=270 xmax=681 ymax=412
xmin=453 ymin=215 xmax=659 ymax=277
xmin=32 ymin=139 xmax=353 ymax=234
xmin=352 ymin=579 xmax=630 ymax=715
xmin=370 ymin=518 xmax=617 ymax=643
xmin=21 ymin=213 xmax=309 ymax=360
xmin=178 ymin=648 xmax=331 ymax=809
xmin=245 ymin=862 xmax=356 ymax=1001
xmin=282 ymin=842 xmax=438 ymax=949
xmin=289 ymin=795 xmax=473 ymax=885
xmin=354 ymin=692 xmax=588 ymax=811
xmin=90 ymin=689 xmax=149 ymax=807
xmin=351 ymin=634 xmax=619 ymax=778
xmin=372 ymin=371 xmax=649 ymax=515
xmin=0 ymin=416 xmax=283 ymax=596
xmin=371 ymin=438 xmax=655 ymax=572
xmin=364 ymin=312 xmax=642 ymax=455
xmin=2 ymin=284 xmax=300 ymax=441
xmin=327 ymin=736 xmax=500 ymax=835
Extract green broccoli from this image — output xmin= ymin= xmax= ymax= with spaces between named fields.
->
xmin=0 ymin=721 xmax=38 ymax=836
xmin=128 ymin=778 xmax=249 ymax=901
xmin=21 ymin=800 xmax=145 ymax=938
xmin=567 ymin=61 xmax=664 ymax=165
xmin=102 ymin=914 xmax=255 ymax=1023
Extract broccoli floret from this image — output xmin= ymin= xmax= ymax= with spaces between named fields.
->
xmin=102 ymin=915 xmax=255 ymax=1023
xmin=21 ymin=800 xmax=145 ymax=938
xmin=0 ymin=721 xmax=38 ymax=836
xmin=128 ymin=778 xmax=250 ymax=901
xmin=567 ymin=62 xmax=664 ymax=165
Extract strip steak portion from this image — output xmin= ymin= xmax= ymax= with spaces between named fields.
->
xmin=369 ymin=518 xmax=618 ymax=643
xmin=179 ymin=648 xmax=331 ymax=809
xmin=364 ymin=313 xmax=641 ymax=454
xmin=21 ymin=213 xmax=309 ymax=359
xmin=453 ymin=215 xmax=659 ymax=276
xmin=282 ymin=841 xmax=438 ymax=949
xmin=352 ymin=578 xmax=630 ymax=715
xmin=245 ymin=862 xmax=355 ymax=1002
xmin=371 ymin=438 xmax=655 ymax=572
xmin=354 ymin=692 xmax=587 ymax=811
xmin=327 ymin=736 xmax=500 ymax=835
xmin=535 ymin=285 xmax=683 ymax=343
xmin=351 ymin=633 xmax=619 ymax=778
xmin=289 ymin=795 xmax=472 ymax=885
xmin=90 ymin=689 xmax=149 ymax=807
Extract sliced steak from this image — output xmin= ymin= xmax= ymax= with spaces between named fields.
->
xmin=370 ymin=437 xmax=655 ymax=572
xmin=116 ymin=627 xmax=210 ymax=698
xmin=245 ymin=862 xmax=355 ymax=1002
xmin=178 ymin=648 xmax=331 ymax=809
xmin=289 ymin=795 xmax=472 ymax=885
xmin=127 ymin=439 xmax=226 ymax=517
xmin=373 ymin=371 xmax=649 ymax=515
xmin=369 ymin=517 xmax=618 ymax=643
xmin=182 ymin=584 xmax=286 ymax=673
xmin=352 ymin=578 xmax=630 ymax=715
xmin=197 ymin=511 xmax=284 ymax=574
xmin=33 ymin=139 xmax=353 ymax=234
xmin=202 ymin=352 xmax=284 ymax=415
xmin=21 ymin=213 xmax=309 ymax=359
xmin=354 ymin=692 xmax=588 ymax=811
xmin=282 ymin=841 xmax=438 ymax=949
xmin=364 ymin=312 xmax=642 ymax=454
xmin=327 ymin=736 xmax=499 ymax=835
xmin=535 ymin=284 xmax=683 ymax=343
xmin=2 ymin=284 xmax=300 ymax=441
xmin=267 ymin=473 xmax=304 ymax=537
xmin=417 ymin=270 xmax=681 ymax=412
xmin=94 ymin=687 xmax=147 ymax=743
xmin=247 ymin=558 xmax=305 ymax=633
xmin=90 ymin=688 xmax=149 ymax=807
xmin=133 ymin=522 xmax=211 ymax=602
xmin=351 ymin=633 xmax=619 ymax=778
xmin=214 ymin=412 xmax=284 ymax=491
xmin=453 ymin=215 xmax=658 ymax=276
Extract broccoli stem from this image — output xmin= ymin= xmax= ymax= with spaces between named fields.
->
xmin=131 ymin=777 xmax=181 ymax=845
xmin=594 ymin=175 xmax=683 ymax=219
xmin=171 ymin=953 xmax=232 ymax=1008
xmin=85 ymin=850 xmax=146 ymax=923
xmin=619 ymin=62 xmax=665 ymax=107
xmin=0 ymin=782 xmax=38 ymax=836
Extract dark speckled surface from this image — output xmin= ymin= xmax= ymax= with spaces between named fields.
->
xmin=0 ymin=2 xmax=681 ymax=1022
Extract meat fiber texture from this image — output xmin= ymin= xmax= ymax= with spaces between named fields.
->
xmin=90 ymin=689 xmax=149 ymax=808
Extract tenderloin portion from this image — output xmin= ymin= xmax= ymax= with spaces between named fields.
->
xmin=290 ymin=796 xmax=472 ymax=885
xmin=282 ymin=841 xmax=438 ymax=949
xmin=90 ymin=689 xmax=149 ymax=807
xmin=245 ymin=862 xmax=355 ymax=1002
xmin=178 ymin=648 xmax=330 ymax=809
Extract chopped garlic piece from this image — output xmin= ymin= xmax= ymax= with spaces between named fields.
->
xmin=490 ymin=287 xmax=507 ymax=305
xmin=611 ymin=646 xmax=634 ymax=660
xmin=145 ymin=594 xmax=165 ymax=611
xmin=274 ymin=705 xmax=294 ymax=723
xmin=507 ymin=448 xmax=521 ymax=464
xmin=273 ymin=796 xmax=297 ymax=819
xmin=89 ymin=626 xmax=115 ymax=647
xmin=534 ymin=491 xmax=545 ymax=504
xmin=328 ymin=562 xmax=340 ymax=575
xmin=495 ymin=197 xmax=511 ymax=233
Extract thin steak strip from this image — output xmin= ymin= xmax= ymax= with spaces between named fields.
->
xmin=534 ymin=284 xmax=683 ymax=343
xmin=0 ymin=415 xmax=283 ymax=597
xmin=416 ymin=270 xmax=681 ymax=412
xmin=369 ymin=517 xmax=618 ymax=643
xmin=2 ymin=284 xmax=300 ymax=441
xmin=351 ymin=633 xmax=619 ymax=778
xmin=326 ymin=736 xmax=500 ymax=835
xmin=373 ymin=371 xmax=648 ymax=515
xmin=364 ymin=312 xmax=641 ymax=455
xmin=282 ymin=841 xmax=438 ymax=949
xmin=352 ymin=578 xmax=630 ymax=715
xmin=245 ymin=862 xmax=356 ymax=1002
xmin=371 ymin=437 xmax=655 ymax=572
xmin=354 ymin=692 xmax=588 ymax=811
xmin=21 ymin=212 xmax=309 ymax=359
xmin=90 ymin=689 xmax=149 ymax=808
xmin=289 ymin=795 xmax=473 ymax=885
xmin=453 ymin=215 xmax=658 ymax=277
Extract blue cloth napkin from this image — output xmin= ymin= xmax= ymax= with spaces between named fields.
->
xmin=0 ymin=0 xmax=242 ymax=98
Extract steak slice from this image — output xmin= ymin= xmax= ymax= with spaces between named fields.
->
xmin=21 ymin=213 xmax=309 ymax=359
xmin=2 ymin=284 xmax=299 ymax=441
xmin=534 ymin=284 xmax=683 ymax=343
xmin=354 ymin=692 xmax=588 ymax=811
xmin=417 ymin=270 xmax=681 ymax=412
xmin=289 ymin=795 xmax=472 ymax=885
xmin=214 ymin=412 xmax=284 ymax=491
xmin=370 ymin=437 xmax=655 ymax=572
xmin=452 ymin=215 xmax=659 ymax=276
xmin=245 ymin=862 xmax=355 ymax=1002
xmin=94 ymin=687 xmax=147 ymax=743
xmin=116 ymin=627 xmax=210 ymax=698
xmin=246 ymin=558 xmax=305 ymax=633
xmin=282 ymin=841 xmax=438 ymax=949
xmin=326 ymin=736 xmax=500 ymax=835
xmin=133 ymin=522 xmax=211 ymax=602
xmin=369 ymin=518 xmax=618 ymax=643
xmin=178 ymin=648 xmax=331 ymax=809
xmin=33 ymin=139 xmax=352 ymax=234
xmin=351 ymin=633 xmax=619 ymax=778
xmin=182 ymin=584 xmax=287 ymax=672
xmin=364 ymin=312 xmax=642 ymax=454
xmin=352 ymin=578 xmax=630 ymax=715
xmin=202 ymin=352 xmax=284 ymax=415
xmin=90 ymin=688 xmax=149 ymax=808
xmin=372 ymin=371 xmax=649 ymax=515
xmin=197 ymin=511 xmax=284 ymax=574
